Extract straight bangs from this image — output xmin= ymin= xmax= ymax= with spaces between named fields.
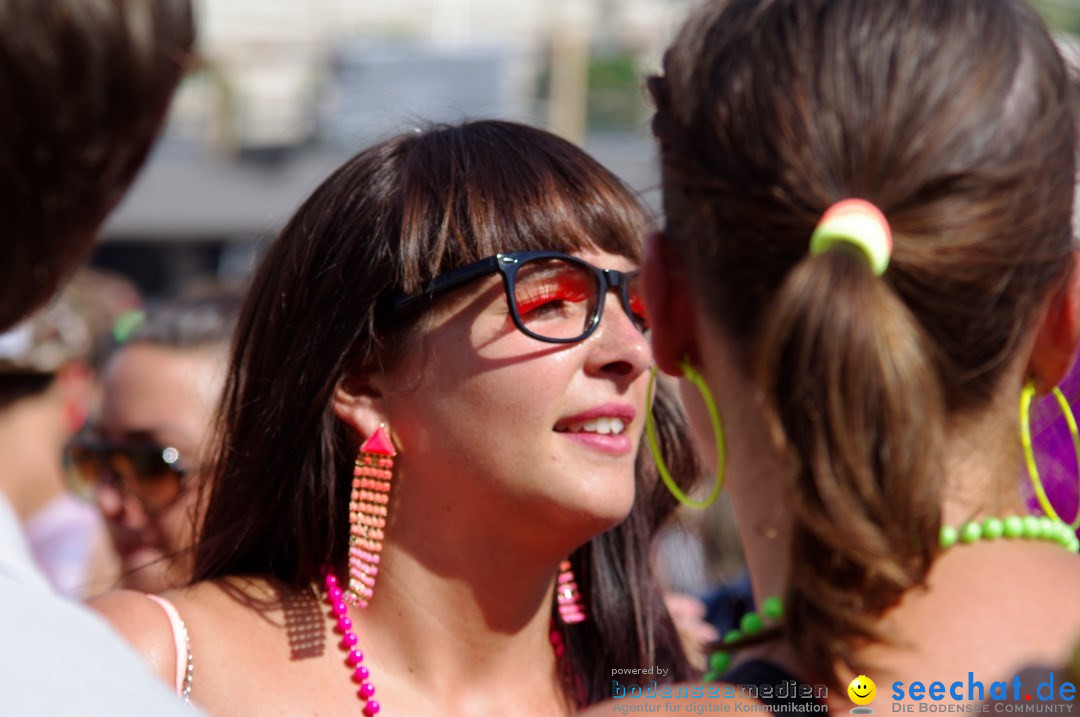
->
xmin=395 ymin=121 xmax=650 ymax=293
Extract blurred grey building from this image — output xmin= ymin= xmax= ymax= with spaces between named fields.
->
xmin=96 ymin=0 xmax=1078 ymax=297
xmin=95 ymin=0 xmax=688 ymax=297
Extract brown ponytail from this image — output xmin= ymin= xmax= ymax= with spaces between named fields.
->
xmin=755 ymin=246 xmax=943 ymax=678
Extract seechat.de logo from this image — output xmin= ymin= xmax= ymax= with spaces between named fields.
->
xmin=891 ymin=672 xmax=1076 ymax=713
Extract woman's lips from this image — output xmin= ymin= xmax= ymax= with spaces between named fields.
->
xmin=554 ymin=402 xmax=638 ymax=455
xmin=556 ymin=430 xmax=633 ymax=456
xmin=555 ymin=403 xmax=636 ymax=428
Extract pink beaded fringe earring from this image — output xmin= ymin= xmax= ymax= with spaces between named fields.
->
xmin=556 ymin=559 xmax=586 ymax=624
xmin=346 ymin=424 xmax=397 ymax=607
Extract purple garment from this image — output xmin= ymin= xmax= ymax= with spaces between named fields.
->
xmin=1027 ymin=360 xmax=1080 ymax=534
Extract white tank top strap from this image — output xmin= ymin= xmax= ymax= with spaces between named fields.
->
xmin=145 ymin=594 xmax=194 ymax=703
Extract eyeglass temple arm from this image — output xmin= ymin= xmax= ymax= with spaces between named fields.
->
xmin=390 ymin=256 xmax=504 ymax=316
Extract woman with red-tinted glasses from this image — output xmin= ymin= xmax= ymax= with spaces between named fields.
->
xmin=90 ymin=121 xmax=700 ymax=714
xmin=69 ymin=292 xmax=241 ymax=594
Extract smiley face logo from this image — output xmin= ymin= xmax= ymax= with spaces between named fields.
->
xmin=848 ymin=675 xmax=877 ymax=707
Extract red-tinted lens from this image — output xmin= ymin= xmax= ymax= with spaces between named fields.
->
xmin=625 ymin=272 xmax=648 ymax=330
xmin=512 ymin=258 xmax=600 ymax=340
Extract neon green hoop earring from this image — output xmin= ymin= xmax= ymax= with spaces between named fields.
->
xmin=1019 ymin=381 xmax=1080 ymax=530
xmin=645 ymin=358 xmax=726 ymax=509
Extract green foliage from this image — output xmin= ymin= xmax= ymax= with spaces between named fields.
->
xmin=536 ymin=49 xmax=649 ymax=132
xmin=1029 ymin=0 xmax=1080 ymax=34
xmin=586 ymin=51 xmax=648 ymax=131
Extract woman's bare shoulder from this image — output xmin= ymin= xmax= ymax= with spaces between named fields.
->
xmin=87 ymin=588 xmax=182 ymax=686
xmin=88 ymin=580 xmax=234 ymax=634
xmin=88 ymin=581 xmax=251 ymax=686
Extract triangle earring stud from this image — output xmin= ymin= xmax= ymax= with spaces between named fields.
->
xmin=360 ymin=425 xmax=397 ymax=457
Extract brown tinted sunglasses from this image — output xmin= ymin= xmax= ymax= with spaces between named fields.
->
xmin=64 ymin=437 xmax=190 ymax=513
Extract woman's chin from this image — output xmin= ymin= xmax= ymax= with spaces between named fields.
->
xmin=551 ymin=485 xmax=636 ymax=539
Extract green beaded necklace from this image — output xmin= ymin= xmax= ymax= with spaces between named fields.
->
xmin=702 ymin=515 xmax=1080 ymax=682
xmin=940 ymin=514 xmax=1079 ymax=551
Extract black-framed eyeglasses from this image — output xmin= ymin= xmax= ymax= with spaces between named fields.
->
xmin=390 ymin=251 xmax=648 ymax=344
xmin=63 ymin=437 xmax=191 ymax=514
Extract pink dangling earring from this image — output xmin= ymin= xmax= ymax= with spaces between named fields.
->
xmin=346 ymin=424 xmax=397 ymax=607
xmin=556 ymin=559 xmax=586 ymax=624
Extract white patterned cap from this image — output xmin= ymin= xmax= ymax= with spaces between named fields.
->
xmin=0 ymin=297 xmax=92 ymax=374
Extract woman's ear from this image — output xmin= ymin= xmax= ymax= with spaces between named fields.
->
xmin=332 ymin=372 xmax=388 ymax=439
xmin=1028 ymin=253 xmax=1080 ymax=392
xmin=643 ymin=231 xmax=700 ymax=375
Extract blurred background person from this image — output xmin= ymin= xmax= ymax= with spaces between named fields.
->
xmin=655 ymin=493 xmax=748 ymax=671
xmin=68 ymin=290 xmax=242 ymax=594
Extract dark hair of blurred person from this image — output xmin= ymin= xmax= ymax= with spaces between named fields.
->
xmin=0 ymin=0 xmax=195 ymax=330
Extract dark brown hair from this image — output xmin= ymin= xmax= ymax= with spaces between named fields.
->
xmin=0 ymin=0 xmax=195 ymax=330
xmin=650 ymin=0 xmax=1076 ymax=686
xmin=193 ymin=120 xmax=698 ymax=702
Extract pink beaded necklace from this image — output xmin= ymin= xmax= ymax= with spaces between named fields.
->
xmin=324 ymin=572 xmax=381 ymax=716
xmin=322 ymin=569 xmax=580 ymax=715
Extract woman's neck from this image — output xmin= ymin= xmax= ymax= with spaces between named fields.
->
xmin=719 ymin=360 xmax=1031 ymax=609
xmin=937 ymin=400 xmax=1030 ymax=526
xmin=720 ymin=371 xmax=1050 ymax=696
xmin=347 ymin=536 xmax=571 ymax=710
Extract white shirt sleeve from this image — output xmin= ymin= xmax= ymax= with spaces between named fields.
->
xmin=0 ymin=494 xmax=203 ymax=716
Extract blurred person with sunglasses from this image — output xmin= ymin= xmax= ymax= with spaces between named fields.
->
xmin=90 ymin=120 xmax=701 ymax=714
xmin=69 ymin=291 xmax=242 ymax=595
xmin=0 ymin=1 xmax=198 ymax=714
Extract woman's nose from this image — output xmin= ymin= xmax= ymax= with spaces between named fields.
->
xmin=95 ymin=482 xmax=126 ymax=519
xmin=93 ymin=482 xmax=147 ymax=527
xmin=585 ymin=293 xmax=653 ymax=381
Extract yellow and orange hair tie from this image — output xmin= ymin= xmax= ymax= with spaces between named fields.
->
xmin=809 ymin=198 xmax=892 ymax=276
